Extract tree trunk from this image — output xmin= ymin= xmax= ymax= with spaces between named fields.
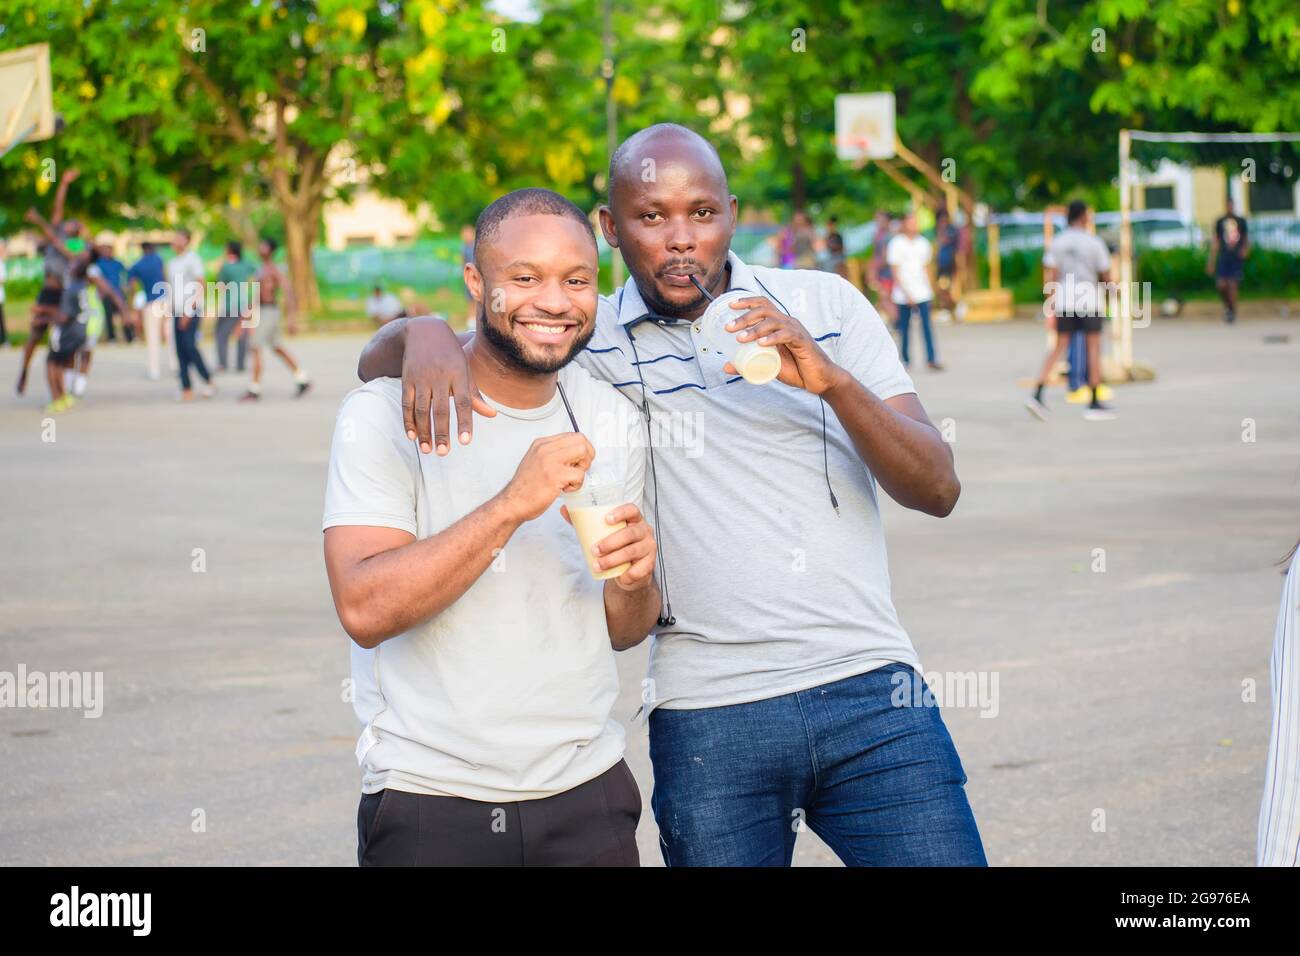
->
xmin=791 ymin=155 xmax=806 ymax=212
xmin=281 ymin=201 xmax=321 ymax=319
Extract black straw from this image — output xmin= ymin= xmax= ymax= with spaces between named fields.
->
xmin=556 ymin=380 xmax=579 ymax=432
xmin=689 ymin=274 xmax=715 ymax=302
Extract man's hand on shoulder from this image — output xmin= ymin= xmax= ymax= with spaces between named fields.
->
xmin=392 ymin=316 xmax=496 ymax=456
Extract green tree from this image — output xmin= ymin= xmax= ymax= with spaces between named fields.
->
xmin=0 ymin=0 xmax=506 ymax=312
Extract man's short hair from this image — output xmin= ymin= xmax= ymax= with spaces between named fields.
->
xmin=261 ymin=236 xmax=278 ymax=253
xmin=473 ymin=187 xmax=595 ymax=262
xmin=227 ymin=240 xmax=242 ymax=258
xmin=175 ymin=227 xmax=191 ymax=240
xmin=1067 ymin=200 xmax=1088 ymax=224
xmin=141 ymin=242 xmax=156 ymax=254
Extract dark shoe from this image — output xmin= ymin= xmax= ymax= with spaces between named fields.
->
xmin=238 ymin=391 xmax=260 ymax=403
xmin=927 ymin=361 xmax=945 ymax=372
xmin=295 ymin=380 xmax=312 ymax=398
xmin=1083 ymin=402 xmax=1116 ymax=421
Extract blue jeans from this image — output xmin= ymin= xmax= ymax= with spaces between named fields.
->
xmin=648 ymin=664 xmax=987 ymax=866
xmin=1066 ymin=330 xmax=1087 ymax=391
xmin=895 ymin=300 xmax=936 ymax=365
xmin=174 ymin=314 xmax=211 ymax=391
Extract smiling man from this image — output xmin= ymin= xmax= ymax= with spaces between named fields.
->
xmin=357 ymin=125 xmax=986 ymax=867
xmin=324 ymin=188 xmax=659 ymax=866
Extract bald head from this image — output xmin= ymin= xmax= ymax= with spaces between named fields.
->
xmin=599 ymin=123 xmax=738 ymax=320
xmin=608 ymin=123 xmax=728 ymax=208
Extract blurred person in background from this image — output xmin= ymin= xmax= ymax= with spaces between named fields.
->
xmin=868 ymin=210 xmax=898 ymax=325
xmin=1208 ymin=198 xmax=1249 ymax=324
xmin=214 ymin=241 xmax=255 ymax=373
xmin=239 ymin=237 xmax=310 ymax=402
xmin=366 ymin=284 xmax=407 ymax=326
xmin=168 ymin=228 xmax=213 ymax=402
xmin=887 ymin=212 xmax=942 ymax=371
xmin=127 ymin=241 xmax=173 ymax=381
xmin=824 ymin=215 xmax=847 ymax=279
xmin=45 ymin=254 xmax=131 ymax=411
xmin=933 ymin=208 xmax=959 ymax=323
xmin=776 ymin=209 xmax=819 ymax=270
xmin=14 ymin=269 xmax=63 ymax=396
xmin=93 ymin=233 xmax=130 ymax=344
xmin=1025 ymin=200 xmax=1114 ymax=421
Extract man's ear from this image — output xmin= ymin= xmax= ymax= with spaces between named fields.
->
xmin=598 ymin=205 xmax=619 ymax=249
xmin=464 ymin=263 xmax=484 ymax=303
xmin=728 ymin=195 xmax=739 ymax=242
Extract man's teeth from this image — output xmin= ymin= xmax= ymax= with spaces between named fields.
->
xmin=522 ymin=323 xmax=568 ymax=336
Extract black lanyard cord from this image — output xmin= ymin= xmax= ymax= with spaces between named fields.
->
xmin=625 ymin=325 xmax=675 ymax=628
xmin=752 ymin=276 xmax=840 ymax=516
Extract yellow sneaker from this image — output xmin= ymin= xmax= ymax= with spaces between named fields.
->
xmin=1065 ymin=386 xmax=1091 ymax=404
xmin=1097 ymin=384 xmax=1114 ymax=402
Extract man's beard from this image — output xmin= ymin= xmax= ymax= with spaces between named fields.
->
xmin=479 ymin=303 xmax=595 ymax=375
xmin=632 ymin=259 xmax=729 ymax=318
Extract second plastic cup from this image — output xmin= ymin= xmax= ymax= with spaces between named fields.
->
xmin=696 ymin=289 xmax=782 ymax=385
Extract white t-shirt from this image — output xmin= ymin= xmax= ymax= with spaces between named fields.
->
xmin=322 ymin=365 xmax=646 ymax=802
xmin=365 ymin=292 xmax=404 ymax=323
xmin=1043 ymin=227 xmax=1112 ymax=315
xmin=886 ymin=233 xmax=933 ymax=305
xmin=166 ymin=249 xmax=205 ymax=317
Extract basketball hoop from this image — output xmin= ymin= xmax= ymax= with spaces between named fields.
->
xmin=834 ymin=92 xmax=896 ymax=161
xmin=0 ymin=43 xmax=57 ymax=160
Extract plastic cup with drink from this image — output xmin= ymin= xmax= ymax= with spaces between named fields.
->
xmin=689 ymin=279 xmax=782 ymax=385
xmin=564 ymin=467 xmax=631 ymax=581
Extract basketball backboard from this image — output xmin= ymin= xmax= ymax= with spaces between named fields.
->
xmin=835 ymin=92 xmax=896 ymax=162
xmin=1 ymin=43 xmax=56 ymax=156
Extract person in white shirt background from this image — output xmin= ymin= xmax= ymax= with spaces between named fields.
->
xmin=886 ymin=211 xmax=944 ymax=372
xmin=365 ymin=285 xmax=407 ymax=326
xmin=167 ymin=228 xmax=213 ymax=402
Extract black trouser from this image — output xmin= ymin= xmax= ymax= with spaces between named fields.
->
xmin=214 ymin=315 xmax=246 ymax=371
xmin=111 ymin=296 xmax=135 ymax=343
xmin=174 ymin=314 xmax=211 ymax=390
xmin=357 ymin=760 xmax=641 ymax=867
xmin=0 ymin=303 xmax=6 ymax=345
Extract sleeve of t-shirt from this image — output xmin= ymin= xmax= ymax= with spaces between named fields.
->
xmin=832 ymin=275 xmax=916 ymax=400
xmin=885 ymin=237 xmax=902 ymax=267
xmin=322 ymin=386 xmax=419 ymax=536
